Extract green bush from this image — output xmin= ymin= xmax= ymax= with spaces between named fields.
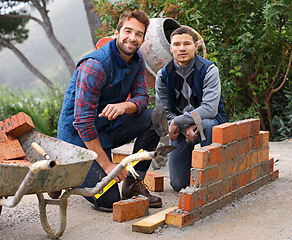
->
xmin=0 ymin=83 xmax=65 ymax=137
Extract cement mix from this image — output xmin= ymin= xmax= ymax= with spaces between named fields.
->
xmin=0 ymin=140 xmax=291 ymax=240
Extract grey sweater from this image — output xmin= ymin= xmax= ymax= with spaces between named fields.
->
xmin=155 ymin=57 xmax=221 ymax=128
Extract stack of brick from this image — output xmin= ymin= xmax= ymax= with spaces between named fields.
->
xmin=165 ymin=118 xmax=279 ymax=228
xmin=0 ymin=112 xmax=34 ymax=165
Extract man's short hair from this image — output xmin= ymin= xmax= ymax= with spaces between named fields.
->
xmin=117 ymin=10 xmax=150 ymax=37
xmin=170 ymin=26 xmax=197 ymax=44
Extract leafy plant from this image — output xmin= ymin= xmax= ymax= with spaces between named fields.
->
xmin=0 ymin=83 xmax=65 ymax=137
xmin=93 ymin=0 xmax=292 ymax=141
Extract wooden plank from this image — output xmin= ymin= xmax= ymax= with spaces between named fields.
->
xmin=132 ymin=206 xmax=177 ymax=234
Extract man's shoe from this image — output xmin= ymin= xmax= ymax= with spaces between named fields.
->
xmin=48 ymin=191 xmax=62 ymax=199
xmin=93 ymin=198 xmax=113 ymax=212
xmin=122 ymin=176 xmax=162 ymax=208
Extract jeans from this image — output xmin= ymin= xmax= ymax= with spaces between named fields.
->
xmin=168 ymin=118 xmax=219 ymax=192
xmin=79 ymin=108 xmax=160 ymax=208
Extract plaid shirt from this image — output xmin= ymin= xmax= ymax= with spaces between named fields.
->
xmin=73 ymin=41 xmax=149 ymax=142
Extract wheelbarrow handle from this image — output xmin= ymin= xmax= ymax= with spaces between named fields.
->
xmin=32 ymin=142 xmax=50 ymax=160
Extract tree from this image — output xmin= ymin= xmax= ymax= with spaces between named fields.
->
xmin=93 ymin=0 xmax=292 ymax=139
xmin=0 ymin=0 xmax=76 ymax=90
xmin=83 ymin=0 xmax=102 ymax=46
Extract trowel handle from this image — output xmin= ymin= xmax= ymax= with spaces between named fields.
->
xmin=32 ymin=142 xmax=50 ymax=159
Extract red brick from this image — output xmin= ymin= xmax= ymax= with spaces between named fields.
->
xmin=179 ymin=192 xmax=183 ymax=209
xmin=0 ymin=121 xmax=6 ymax=133
xmin=7 ymin=135 xmax=16 ymax=141
xmin=144 ymin=171 xmax=164 ymax=192
xmin=258 ymin=146 xmax=269 ymax=163
xmin=208 ymin=166 xmax=219 ymax=183
xmin=250 ymin=150 xmax=258 ymax=167
xmin=245 ymin=153 xmax=251 ymax=169
xmin=198 ymin=170 xmax=205 ymax=187
xmin=236 ymin=120 xmax=251 ymax=140
xmin=112 ymin=153 xmax=129 ymax=163
xmin=0 ymin=159 xmax=31 ymax=165
xmin=238 ymin=170 xmax=250 ymax=187
xmin=10 ymin=115 xmax=19 ymax=130
xmin=269 ymin=158 xmax=274 ymax=173
xmin=198 ymin=166 xmax=219 ymax=187
xmin=196 ymin=188 xmax=207 ymax=207
xmin=224 ymin=178 xmax=232 ymax=194
xmin=205 ymin=145 xmax=222 ymax=166
xmin=270 ymin=170 xmax=279 ymax=181
xmin=212 ymin=122 xmax=237 ymax=145
xmin=232 ymin=159 xmax=238 ymax=175
xmin=0 ymin=132 xmax=9 ymax=142
xmin=248 ymin=118 xmax=260 ymax=136
xmin=217 ymin=162 xmax=225 ymax=180
xmin=238 ymin=172 xmax=246 ymax=188
xmin=250 ymin=165 xmax=261 ymax=181
xmin=0 ymin=139 xmax=26 ymax=160
xmin=113 ymin=196 xmax=149 ymax=222
xmin=3 ymin=119 xmax=13 ymax=132
xmin=181 ymin=193 xmax=195 ymax=212
xmin=7 ymin=112 xmax=34 ymax=138
xmin=252 ymin=134 xmax=263 ymax=150
xmin=260 ymin=131 xmax=269 ymax=147
xmin=192 ymin=148 xmax=209 ymax=169
xmin=226 ymin=160 xmax=233 ymax=177
xmin=222 ymin=142 xmax=237 ymax=162
xmin=238 ymin=138 xmax=251 ymax=155
xmin=190 ymin=168 xmax=201 ymax=187
xmin=238 ymin=156 xmax=246 ymax=172
xmin=246 ymin=169 xmax=251 ymax=185
xmin=231 ymin=175 xmax=238 ymax=191
xmin=165 ymin=210 xmax=196 ymax=228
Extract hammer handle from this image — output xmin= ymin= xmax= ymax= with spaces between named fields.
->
xmin=32 ymin=142 xmax=50 ymax=159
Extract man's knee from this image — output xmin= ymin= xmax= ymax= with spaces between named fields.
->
xmin=202 ymin=118 xmax=219 ymax=130
xmin=140 ymin=108 xmax=153 ymax=122
xmin=170 ymin=179 xmax=189 ymax=192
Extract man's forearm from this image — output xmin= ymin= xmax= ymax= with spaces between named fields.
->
xmin=123 ymin=101 xmax=138 ymax=114
xmin=84 ymin=137 xmax=111 ymax=170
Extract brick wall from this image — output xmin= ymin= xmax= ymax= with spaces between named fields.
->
xmin=165 ymin=119 xmax=279 ymax=228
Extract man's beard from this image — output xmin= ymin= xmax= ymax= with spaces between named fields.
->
xmin=116 ymin=38 xmax=139 ymax=56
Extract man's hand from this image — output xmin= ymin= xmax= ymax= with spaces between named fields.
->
xmin=98 ymin=103 xmax=126 ymax=121
xmin=102 ymin=159 xmax=128 ymax=183
xmin=169 ymin=119 xmax=179 ymax=141
xmin=185 ymin=124 xmax=199 ymax=142
xmin=84 ymin=137 xmax=128 ymax=183
xmin=98 ymin=102 xmax=137 ymax=121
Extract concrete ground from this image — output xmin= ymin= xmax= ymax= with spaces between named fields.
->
xmin=0 ymin=140 xmax=291 ymax=240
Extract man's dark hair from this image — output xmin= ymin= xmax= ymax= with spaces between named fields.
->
xmin=170 ymin=26 xmax=197 ymax=43
xmin=116 ymin=10 xmax=150 ymax=37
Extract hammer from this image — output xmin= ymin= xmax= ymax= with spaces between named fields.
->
xmin=190 ymin=112 xmax=206 ymax=141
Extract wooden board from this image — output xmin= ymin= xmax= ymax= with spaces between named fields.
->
xmin=132 ymin=206 xmax=177 ymax=234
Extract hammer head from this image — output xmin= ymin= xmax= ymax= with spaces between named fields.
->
xmin=151 ymin=105 xmax=169 ymax=137
xmin=190 ymin=112 xmax=206 ymax=141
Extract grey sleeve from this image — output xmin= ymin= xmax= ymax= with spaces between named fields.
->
xmin=155 ymin=70 xmax=177 ymax=124
xmin=173 ymin=64 xmax=221 ymax=127
xmin=193 ymin=64 xmax=221 ymax=119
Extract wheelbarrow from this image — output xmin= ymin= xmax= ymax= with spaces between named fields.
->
xmin=0 ymin=130 xmax=165 ymax=238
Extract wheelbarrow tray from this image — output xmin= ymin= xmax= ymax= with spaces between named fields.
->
xmin=0 ymin=130 xmax=97 ymax=197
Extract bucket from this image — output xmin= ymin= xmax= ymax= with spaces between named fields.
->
xmin=140 ymin=18 xmax=181 ymax=77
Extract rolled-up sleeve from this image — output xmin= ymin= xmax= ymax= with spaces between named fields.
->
xmin=127 ymin=57 xmax=149 ymax=114
xmin=73 ymin=59 xmax=106 ymax=141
